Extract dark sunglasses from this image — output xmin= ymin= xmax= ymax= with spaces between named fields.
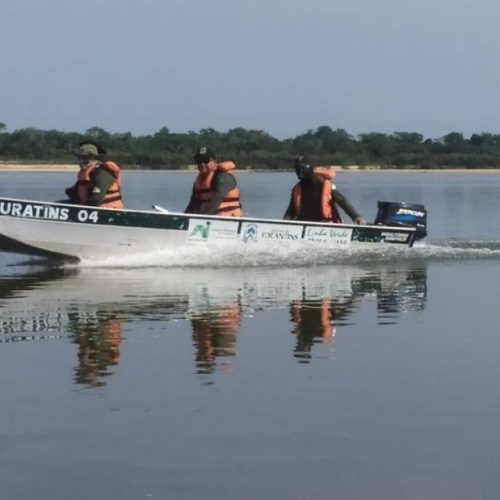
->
xmin=196 ymin=157 xmax=212 ymax=165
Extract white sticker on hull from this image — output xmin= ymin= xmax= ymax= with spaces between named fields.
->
xmin=187 ymin=219 xmax=239 ymax=241
xmin=304 ymin=227 xmax=352 ymax=246
xmin=241 ymin=223 xmax=302 ymax=243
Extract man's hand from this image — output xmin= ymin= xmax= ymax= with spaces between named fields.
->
xmin=355 ymin=216 xmax=367 ymax=225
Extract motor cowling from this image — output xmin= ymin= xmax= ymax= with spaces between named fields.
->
xmin=374 ymin=201 xmax=427 ymax=241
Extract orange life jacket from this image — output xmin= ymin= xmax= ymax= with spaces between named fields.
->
xmin=292 ymin=167 xmax=341 ymax=222
xmin=193 ymin=161 xmax=242 ymax=217
xmin=76 ymin=161 xmax=123 ymax=208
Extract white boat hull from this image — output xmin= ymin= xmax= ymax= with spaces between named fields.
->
xmin=0 ymin=197 xmax=420 ymax=262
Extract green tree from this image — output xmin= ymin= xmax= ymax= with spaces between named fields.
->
xmin=359 ymin=133 xmax=394 ymax=162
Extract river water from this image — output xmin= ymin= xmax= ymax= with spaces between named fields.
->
xmin=1 ymin=171 xmax=500 ymax=500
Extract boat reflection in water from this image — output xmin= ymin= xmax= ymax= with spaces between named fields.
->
xmin=0 ymin=263 xmax=427 ymax=385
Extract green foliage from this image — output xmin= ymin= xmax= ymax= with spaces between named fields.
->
xmin=1 ymin=125 xmax=500 ymax=168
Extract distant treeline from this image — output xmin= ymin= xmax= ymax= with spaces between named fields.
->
xmin=1 ymin=123 xmax=500 ymax=169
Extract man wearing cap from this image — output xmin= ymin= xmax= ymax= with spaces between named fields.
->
xmin=65 ymin=142 xmax=124 ymax=209
xmin=184 ymin=146 xmax=242 ymax=216
xmin=283 ymin=156 xmax=366 ymax=224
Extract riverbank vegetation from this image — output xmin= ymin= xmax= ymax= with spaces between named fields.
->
xmin=1 ymin=123 xmax=500 ymax=169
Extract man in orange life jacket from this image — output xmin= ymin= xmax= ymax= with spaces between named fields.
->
xmin=184 ymin=146 xmax=242 ymax=217
xmin=65 ymin=142 xmax=124 ymax=209
xmin=283 ymin=156 xmax=366 ymax=224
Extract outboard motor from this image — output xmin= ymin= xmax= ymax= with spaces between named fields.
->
xmin=374 ymin=201 xmax=427 ymax=241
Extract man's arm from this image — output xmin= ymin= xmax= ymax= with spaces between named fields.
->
xmin=334 ymin=190 xmax=366 ymax=224
xmin=203 ymin=172 xmax=235 ymax=215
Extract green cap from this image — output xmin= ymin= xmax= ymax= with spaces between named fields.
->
xmin=74 ymin=142 xmax=107 ymax=158
xmin=77 ymin=144 xmax=99 ymax=156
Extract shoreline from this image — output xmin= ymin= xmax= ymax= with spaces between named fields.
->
xmin=1 ymin=164 xmax=500 ymax=174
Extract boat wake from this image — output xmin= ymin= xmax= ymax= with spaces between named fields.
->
xmin=412 ymin=240 xmax=500 ymax=260
xmin=67 ymin=239 xmax=500 ymax=268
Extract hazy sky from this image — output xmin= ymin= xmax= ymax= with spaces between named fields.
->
xmin=1 ymin=0 xmax=499 ymax=139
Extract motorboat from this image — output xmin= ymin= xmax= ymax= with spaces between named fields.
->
xmin=0 ymin=197 xmax=427 ymax=262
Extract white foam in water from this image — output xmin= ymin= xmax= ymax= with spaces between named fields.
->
xmin=74 ymin=240 xmax=415 ymax=268
xmin=410 ymin=240 xmax=500 ymax=260
xmin=69 ymin=238 xmax=500 ymax=269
